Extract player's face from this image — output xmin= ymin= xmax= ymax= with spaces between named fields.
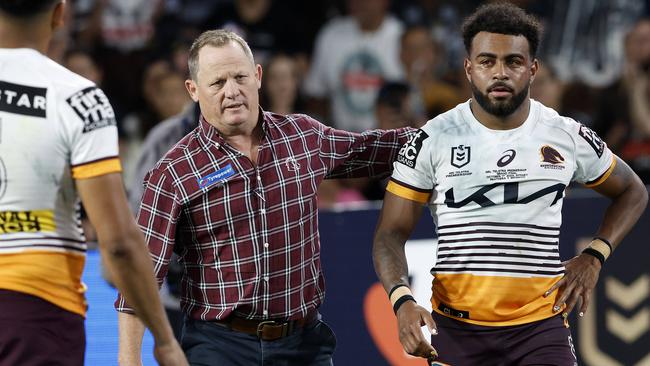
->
xmin=186 ymin=43 xmax=262 ymax=133
xmin=464 ymin=32 xmax=537 ymax=117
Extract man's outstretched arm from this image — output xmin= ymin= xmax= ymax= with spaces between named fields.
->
xmin=373 ymin=191 xmax=437 ymax=360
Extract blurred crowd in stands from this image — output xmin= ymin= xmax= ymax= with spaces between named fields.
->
xmin=52 ymin=0 xmax=650 ymax=212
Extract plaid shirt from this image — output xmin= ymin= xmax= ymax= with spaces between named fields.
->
xmin=116 ymin=110 xmax=412 ymax=321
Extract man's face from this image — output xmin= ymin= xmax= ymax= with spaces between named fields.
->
xmin=375 ymin=97 xmax=413 ymax=130
xmin=186 ymin=42 xmax=262 ymax=131
xmin=464 ymin=32 xmax=537 ymax=117
xmin=400 ymin=27 xmax=436 ymax=78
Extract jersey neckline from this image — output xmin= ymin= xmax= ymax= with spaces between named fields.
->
xmin=461 ymin=99 xmax=541 ymax=140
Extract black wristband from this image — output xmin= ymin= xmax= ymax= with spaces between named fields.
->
xmin=393 ymin=295 xmax=415 ymax=314
xmin=593 ymin=236 xmax=613 ymax=254
xmin=388 ymin=284 xmax=409 ymax=299
xmin=582 ymin=248 xmax=605 ymax=266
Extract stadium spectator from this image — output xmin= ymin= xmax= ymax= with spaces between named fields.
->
xmin=391 ymin=1 xmax=481 ymax=73
xmin=399 ymin=25 xmax=464 ymax=122
xmin=74 ymin=0 xmax=164 ymax=120
xmin=260 ymin=53 xmax=305 ymax=115
xmin=559 ymin=80 xmax=600 ymax=128
xmin=304 ymin=0 xmax=404 ymax=132
xmin=595 ymin=18 xmax=650 ymax=182
xmin=205 ymin=0 xmax=313 ymax=66
xmin=121 ymin=61 xmax=191 ymax=183
xmin=541 ymin=0 xmax=646 ymax=87
xmin=375 ymin=81 xmax=417 ymax=131
xmin=373 ymin=3 xmax=647 ymax=364
xmin=63 ymin=48 xmax=103 ymax=85
xmin=530 ymin=62 xmax=563 ymax=111
xmin=319 ymin=81 xmax=419 ymax=207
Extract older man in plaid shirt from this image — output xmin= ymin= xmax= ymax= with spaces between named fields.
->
xmin=116 ymin=29 xmax=413 ymax=365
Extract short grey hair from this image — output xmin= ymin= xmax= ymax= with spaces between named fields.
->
xmin=187 ymin=29 xmax=255 ymax=81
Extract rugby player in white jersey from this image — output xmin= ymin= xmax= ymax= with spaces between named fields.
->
xmin=373 ymin=3 xmax=648 ymax=365
xmin=0 ymin=1 xmax=187 ymax=365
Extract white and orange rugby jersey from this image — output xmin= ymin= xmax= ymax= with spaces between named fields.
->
xmin=388 ymin=99 xmax=615 ymax=326
xmin=0 ymin=48 xmax=121 ymax=317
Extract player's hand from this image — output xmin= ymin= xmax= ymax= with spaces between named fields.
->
xmin=153 ymin=340 xmax=188 ymax=366
xmin=544 ymin=254 xmax=602 ymax=317
xmin=395 ymin=301 xmax=438 ymax=360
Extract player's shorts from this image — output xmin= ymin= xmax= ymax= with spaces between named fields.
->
xmin=0 ymin=289 xmax=85 ymax=366
xmin=430 ymin=311 xmax=577 ymax=366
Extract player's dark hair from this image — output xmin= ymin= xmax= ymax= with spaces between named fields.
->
xmin=376 ymin=81 xmax=410 ymax=110
xmin=461 ymin=2 xmax=543 ymax=57
xmin=0 ymin=0 xmax=60 ymax=18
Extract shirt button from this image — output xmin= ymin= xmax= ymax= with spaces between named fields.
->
xmin=263 ymin=276 xmax=269 ymax=282
xmin=257 ymin=175 xmax=261 ymax=181
xmin=260 ymin=208 xmax=266 ymax=214
xmin=263 ymin=310 xmax=268 ymax=316
xmin=215 ymin=143 xmax=220 ymax=148
xmin=263 ymin=242 xmax=269 ymax=248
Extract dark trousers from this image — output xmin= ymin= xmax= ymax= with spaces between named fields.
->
xmin=0 ymin=290 xmax=85 ymax=366
xmin=431 ymin=312 xmax=577 ymax=366
xmin=166 ymin=307 xmax=184 ymax=343
xmin=182 ymin=314 xmax=337 ymax=366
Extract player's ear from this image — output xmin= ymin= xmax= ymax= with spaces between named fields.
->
xmin=530 ymin=58 xmax=539 ymax=84
xmin=464 ymin=58 xmax=472 ymax=83
xmin=51 ymin=1 xmax=65 ymax=30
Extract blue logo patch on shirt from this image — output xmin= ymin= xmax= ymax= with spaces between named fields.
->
xmin=197 ymin=164 xmax=235 ymax=189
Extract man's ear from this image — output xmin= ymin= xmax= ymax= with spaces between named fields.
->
xmin=185 ymin=79 xmax=199 ymax=102
xmin=463 ymin=58 xmax=472 ymax=83
xmin=256 ymin=64 xmax=263 ymax=90
xmin=51 ymin=1 xmax=65 ymax=30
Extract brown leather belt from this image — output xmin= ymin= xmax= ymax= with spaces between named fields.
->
xmin=214 ymin=309 xmax=319 ymax=341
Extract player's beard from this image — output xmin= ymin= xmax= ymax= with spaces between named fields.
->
xmin=470 ymin=79 xmax=530 ymax=117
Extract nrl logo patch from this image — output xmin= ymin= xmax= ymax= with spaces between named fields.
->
xmin=451 ymin=145 xmax=470 ymax=168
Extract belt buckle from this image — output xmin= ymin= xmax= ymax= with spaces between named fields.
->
xmin=256 ymin=320 xmax=278 ymax=339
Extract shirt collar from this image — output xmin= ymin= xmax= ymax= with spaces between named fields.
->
xmin=198 ymin=107 xmax=268 ymax=150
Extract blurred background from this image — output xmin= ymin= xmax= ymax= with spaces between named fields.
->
xmin=59 ymin=0 xmax=649 ymax=364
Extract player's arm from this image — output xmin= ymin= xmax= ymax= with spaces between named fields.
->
xmin=547 ymin=156 xmax=648 ymax=316
xmin=76 ymin=173 xmax=187 ymax=366
xmin=589 ymin=156 xmax=647 ymax=247
xmin=373 ymin=190 xmax=423 ymax=294
xmin=373 ymin=190 xmax=437 ymax=360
